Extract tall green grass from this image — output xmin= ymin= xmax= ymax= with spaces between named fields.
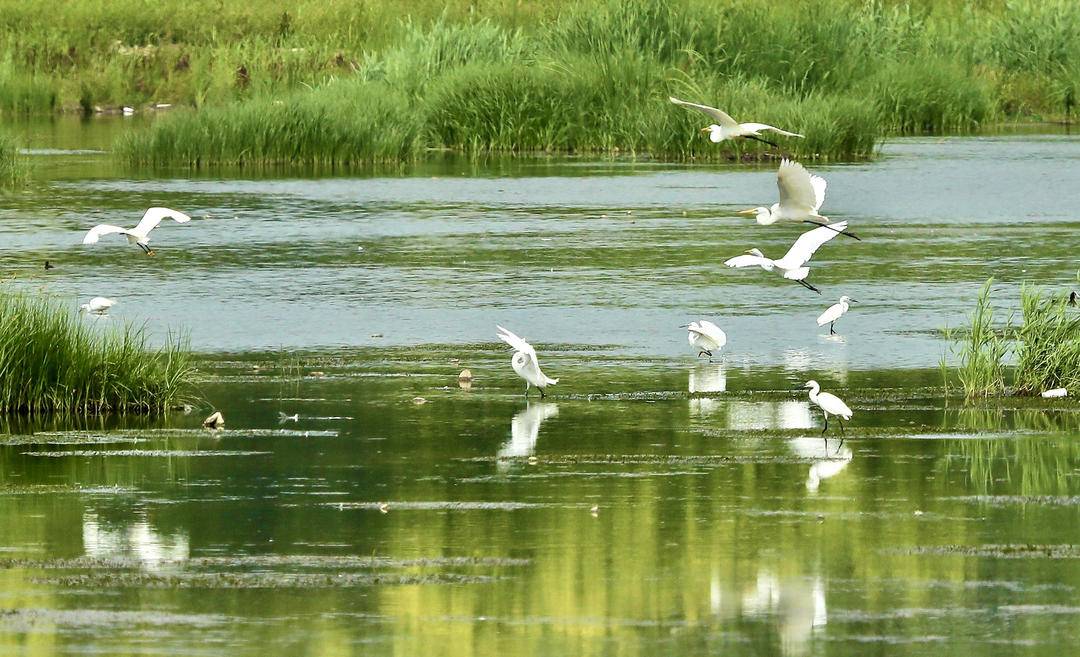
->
xmin=946 ymin=279 xmax=1080 ymax=398
xmin=0 ymin=294 xmax=195 ymax=414
xmin=0 ymin=130 xmax=25 ymax=185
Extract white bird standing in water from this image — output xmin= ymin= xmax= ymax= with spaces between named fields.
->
xmin=82 ymin=207 xmax=192 ymax=255
xmin=738 ymin=159 xmax=859 ymax=240
xmin=496 ymin=325 xmax=559 ymax=398
xmin=723 ymin=222 xmax=849 ymax=294
xmin=685 ymin=320 xmax=727 ymax=358
xmin=669 ymin=97 xmax=803 ymax=147
xmin=817 ymin=296 xmax=857 ymax=334
xmin=78 ymin=296 xmax=116 ymax=315
xmin=801 ymin=380 xmax=853 ymax=441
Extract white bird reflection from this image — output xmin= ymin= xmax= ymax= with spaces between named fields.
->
xmin=742 ymin=571 xmax=828 ymax=656
xmin=724 ymin=400 xmax=815 ymax=430
xmin=788 ymin=437 xmax=853 ymax=493
xmin=497 ymin=403 xmax=558 ymax=469
xmin=82 ymin=512 xmax=189 ymax=569
xmin=688 ymin=364 xmax=727 ymax=417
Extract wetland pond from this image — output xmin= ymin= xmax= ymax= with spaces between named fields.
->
xmin=0 ymin=119 xmax=1078 ymax=655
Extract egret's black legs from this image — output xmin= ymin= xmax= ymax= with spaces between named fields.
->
xmin=802 ymin=219 xmax=861 ymax=241
xmin=539 ymin=387 xmax=546 ymax=399
xmin=698 ymin=350 xmax=712 ymax=358
xmin=821 ymin=414 xmax=829 ymax=435
xmin=744 ymin=134 xmax=779 ymax=148
xmin=830 ymin=322 xmax=836 ymax=335
xmin=796 ymin=278 xmax=821 ymax=294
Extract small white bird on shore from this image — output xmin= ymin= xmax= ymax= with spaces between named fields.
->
xmin=685 ymin=321 xmax=727 ymax=358
xmin=496 ymin=325 xmax=559 ymax=398
xmin=83 ymin=207 xmax=191 ymax=256
xmin=801 ymin=380 xmax=853 ymax=442
xmin=817 ymin=296 xmax=856 ymax=334
xmin=738 ymin=159 xmax=859 ymax=240
xmin=669 ymin=96 xmax=803 ymax=147
xmin=724 ymin=222 xmax=849 ymax=294
xmin=78 ymin=296 xmax=116 ymax=315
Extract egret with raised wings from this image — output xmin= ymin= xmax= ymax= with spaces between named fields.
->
xmin=801 ymin=380 xmax=853 ymax=442
xmin=82 ymin=207 xmax=192 ymax=255
xmin=669 ymin=96 xmax=803 ymax=147
xmin=496 ymin=325 xmax=559 ymax=398
xmin=738 ymin=159 xmax=859 ymax=240
xmin=723 ymin=222 xmax=849 ymax=293
xmin=817 ymin=296 xmax=856 ymax=334
xmin=685 ymin=320 xmax=727 ymax=358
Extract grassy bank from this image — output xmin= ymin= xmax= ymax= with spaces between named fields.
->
xmin=0 ymin=294 xmax=195 ymax=414
xmin=3 ymin=0 xmax=1078 ymax=163
xmin=946 ymin=280 xmax=1080 ymax=398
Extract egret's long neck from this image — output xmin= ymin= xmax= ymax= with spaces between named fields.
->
xmin=807 ymin=383 xmax=820 ymax=401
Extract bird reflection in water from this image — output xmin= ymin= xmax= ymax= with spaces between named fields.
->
xmin=497 ymin=403 xmax=559 ymax=470
xmin=82 ymin=512 xmax=189 ymax=569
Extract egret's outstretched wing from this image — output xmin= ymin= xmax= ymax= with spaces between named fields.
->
xmin=132 ymin=207 xmax=192 ymax=237
xmin=776 ymin=159 xmax=820 ymax=214
xmin=689 ymin=321 xmax=727 ymax=348
xmin=809 ymin=174 xmax=827 ymax=212
xmin=723 ymin=254 xmax=768 ymax=269
xmin=83 ymin=224 xmax=132 ymax=244
xmin=497 ymin=325 xmax=541 ymax=371
xmin=740 ymin=123 xmax=804 ymax=138
xmin=668 ymin=97 xmax=738 ymax=129
xmin=777 ymin=221 xmax=848 ymax=269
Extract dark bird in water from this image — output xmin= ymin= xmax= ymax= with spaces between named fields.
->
xmin=1069 ymin=291 xmax=1077 ymax=307
xmin=44 ymin=260 xmax=55 ymax=270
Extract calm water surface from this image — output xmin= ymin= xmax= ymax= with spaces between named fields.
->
xmin=0 ymin=120 xmax=1077 ymax=655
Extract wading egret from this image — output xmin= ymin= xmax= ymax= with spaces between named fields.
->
xmin=79 ymin=296 xmax=116 ymax=315
xmin=801 ymin=380 xmax=852 ymax=442
xmin=817 ymin=296 xmax=856 ymax=334
xmin=684 ymin=320 xmax=727 ymax=358
xmin=739 ymin=159 xmax=859 ymax=240
xmin=496 ymin=325 xmax=559 ymax=398
xmin=82 ymin=207 xmax=192 ymax=255
xmin=723 ymin=221 xmax=849 ymax=293
xmin=669 ymin=97 xmax=803 ymax=147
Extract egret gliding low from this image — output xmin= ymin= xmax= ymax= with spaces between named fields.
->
xmin=82 ymin=207 xmax=192 ymax=255
xmin=739 ymin=159 xmax=859 ymax=240
xmin=724 ymin=221 xmax=850 ymax=294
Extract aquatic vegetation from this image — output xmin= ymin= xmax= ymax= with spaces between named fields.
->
xmin=0 ymin=130 xmax=26 ymax=185
xmin=949 ymin=279 xmax=1009 ymax=398
xmin=0 ymin=294 xmax=195 ymax=414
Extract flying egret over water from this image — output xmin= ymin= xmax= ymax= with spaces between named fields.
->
xmin=684 ymin=320 xmax=727 ymax=358
xmin=78 ymin=296 xmax=115 ymax=315
xmin=723 ymin=221 xmax=849 ymax=293
xmin=668 ymin=96 xmax=803 ymax=148
xmin=801 ymin=380 xmax=853 ymax=442
xmin=496 ymin=325 xmax=559 ymax=398
xmin=817 ymin=296 xmax=857 ymax=334
xmin=82 ymin=207 xmax=192 ymax=255
xmin=738 ymin=159 xmax=859 ymax=240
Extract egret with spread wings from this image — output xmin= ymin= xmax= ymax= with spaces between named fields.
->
xmin=723 ymin=221 xmax=850 ymax=293
xmin=496 ymin=325 xmax=559 ymax=398
xmin=685 ymin=320 xmax=727 ymax=358
xmin=738 ymin=159 xmax=859 ymax=240
xmin=669 ymin=96 xmax=803 ymax=147
xmin=82 ymin=207 xmax=192 ymax=255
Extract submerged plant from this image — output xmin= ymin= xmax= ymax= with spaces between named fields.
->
xmin=0 ymin=293 xmax=195 ymax=414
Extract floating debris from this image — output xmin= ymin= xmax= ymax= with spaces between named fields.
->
xmin=412 ymin=397 xmax=429 ymax=405
xmin=1041 ymin=388 xmax=1068 ymax=398
xmin=202 ymin=411 xmax=224 ymax=428
xmin=21 ymin=450 xmax=271 ymax=458
xmin=458 ymin=369 xmax=473 ymax=382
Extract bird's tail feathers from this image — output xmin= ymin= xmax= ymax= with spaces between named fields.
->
xmin=545 ymin=377 xmax=559 ymax=386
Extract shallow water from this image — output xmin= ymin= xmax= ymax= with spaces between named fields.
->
xmin=0 ymin=119 xmax=1078 ymax=655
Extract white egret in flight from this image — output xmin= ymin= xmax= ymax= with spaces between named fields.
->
xmin=669 ymin=96 xmax=803 ymax=147
xmin=78 ymin=296 xmax=116 ymax=315
xmin=738 ymin=159 xmax=859 ymax=240
xmin=82 ymin=207 xmax=192 ymax=255
xmin=684 ymin=320 xmax=727 ymax=358
xmin=817 ymin=296 xmax=857 ymax=334
xmin=496 ymin=325 xmax=559 ymax=398
xmin=723 ymin=221 xmax=849 ymax=293
xmin=801 ymin=380 xmax=853 ymax=443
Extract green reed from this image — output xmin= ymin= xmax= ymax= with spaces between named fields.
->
xmin=0 ymin=293 xmax=195 ymax=414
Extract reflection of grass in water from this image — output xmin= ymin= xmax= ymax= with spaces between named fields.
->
xmin=945 ymin=407 xmax=1080 ymax=495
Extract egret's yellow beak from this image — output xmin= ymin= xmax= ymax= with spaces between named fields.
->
xmin=700 ymin=127 xmax=711 ymax=134
xmin=737 ymin=208 xmax=757 ymax=215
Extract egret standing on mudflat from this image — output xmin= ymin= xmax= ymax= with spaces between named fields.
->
xmin=496 ymin=325 xmax=559 ymax=398
xmin=801 ymin=380 xmax=853 ymax=442
xmin=79 ymin=296 xmax=116 ymax=315
xmin=739 ymin=159 xmax=859 ymax=240
xmin=723 ymin=222 xmax=850 ymax=293
xmin=82 ymin=207 xmax=191 ymax=256
xmin=685 ymin=320 xmax=727 ymax=358
xmin=669 ymin=97 xmax=803 ymax=148
xmin=817 ymin=296 xmax=857 ymax=335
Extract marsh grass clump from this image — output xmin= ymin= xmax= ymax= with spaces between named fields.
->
xmin=0 ymin=130 xmax=26 ymax=185
xmin=0 ymin=294 xmax=195 ymax=414
xmin=950 ymin=279 xmax=1009 ymax=399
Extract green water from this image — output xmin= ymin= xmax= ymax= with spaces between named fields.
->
xmin=0 ymin=119 xmax=1078 ymax=655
